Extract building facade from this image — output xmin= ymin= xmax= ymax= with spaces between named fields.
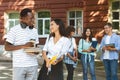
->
xmin=0 ymin=0 xmax=120 ymax=54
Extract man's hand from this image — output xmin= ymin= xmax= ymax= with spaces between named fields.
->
xmin=102 ymin=46 xmax=107 ymax=51
xmin=102 ymin=46 xmax=116 ymax=51
xmin=105 ymin=46 xmax=116 ymax=51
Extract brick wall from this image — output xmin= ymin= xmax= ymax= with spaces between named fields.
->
xmin=83 ymin=0 xmax=108 ymax=36
xmin=0 ymin=0 xmax=109 ymax=45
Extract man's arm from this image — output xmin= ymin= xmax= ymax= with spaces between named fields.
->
xmin=5 ymin=41 xmax=34 ymax=51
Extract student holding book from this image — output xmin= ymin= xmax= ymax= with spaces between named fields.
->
xmin=100 ymin=23 xmax=120 ymax=80
xmin=78 ymin=27 xmax=97 ymax=80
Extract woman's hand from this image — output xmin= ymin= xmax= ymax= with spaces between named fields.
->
xmin=82 ymin=49 xmax=91 ymax=53
xmin=51 ymin=60 xmax=57 ymax=65
xmin=72 ymin=57 xmax=77 ymax=62
xmin=46 ymin=58 xmax=50 ymax=68
xmin=89 ymin=47 xmax=96 ymax=52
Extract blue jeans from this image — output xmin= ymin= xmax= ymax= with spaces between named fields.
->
xmin=80 ymin=54 xmax=96 ymax=80
xmin=103 ymin=59 xmax=118 ymax=80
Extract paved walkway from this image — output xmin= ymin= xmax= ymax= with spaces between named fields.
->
xmin=0 ymin=55 xmax=120 ymax=80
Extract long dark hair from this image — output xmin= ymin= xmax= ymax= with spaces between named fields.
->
xmin=82 ymin=27 xmax=93 ymax=42
xmin=51 ymin=19 xmax=66 ymax=37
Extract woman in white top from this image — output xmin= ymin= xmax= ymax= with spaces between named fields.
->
xmin=38 ymin=19 xmax=71 ymax=80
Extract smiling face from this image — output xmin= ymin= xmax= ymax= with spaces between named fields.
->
xmin=24 ymin=12 xmax=34 ymax=26
xmin=104 ymin=25 xmax=112 ymax=35
xmin=70 ymin=31 xmax=75 ymax=37
xmin=85 ymin=28 xmax=91 ymax=37
xmin=50 ymin=21 xmax=59 ymax=33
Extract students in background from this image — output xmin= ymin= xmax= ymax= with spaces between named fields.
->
xmin=38 ymin=19 xmax=70 ymax=80
xmin=78 ymin=27 xmax=97 ymax=80
xmin=64 ymin=26 xmax=78 ymax=80
xmin=5 ymin=8 xmax=39 ymax=80
xmin=100 ymin=23 xmax=120 ymax=80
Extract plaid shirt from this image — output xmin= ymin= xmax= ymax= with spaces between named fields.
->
xmin=64 ymin=38 xmax=76 ymax=64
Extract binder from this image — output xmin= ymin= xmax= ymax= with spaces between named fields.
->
xmin=91 ymin=41 xmax=98 ymax=48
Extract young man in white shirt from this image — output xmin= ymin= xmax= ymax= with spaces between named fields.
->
xmin=5 ymin=8 xmax=39 ymax=80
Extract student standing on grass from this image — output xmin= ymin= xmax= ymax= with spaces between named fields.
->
xmin=64 ymin=26 xmax=78 ymax=80
xmin=100 ymin=23 xmax=120 ymax=80
xmin=5 ymin=8 xmax=39 ymax=80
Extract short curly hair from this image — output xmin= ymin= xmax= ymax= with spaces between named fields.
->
xmin=65 ymin=26 xmax=75 ymax=37
xmin=20 ymin=8 xmax=32 ymax=17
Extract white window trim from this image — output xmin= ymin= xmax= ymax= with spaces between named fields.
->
xmin=35 ymin=11 xmax=50 ymax=38
xmin=108 ymin=0 xmax=120 ymax=31
xmin=4 ymin=12 xmax=19 ymax=33
xmin=67 ymin=10 xmax=83 ymax=37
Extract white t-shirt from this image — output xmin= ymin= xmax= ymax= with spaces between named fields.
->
xmin=6 ymin=24 xmax=39 ymax=67
xmin=43 ymin=36 xmax=71 ymax=59
xmin=103 ymin=35 xmax=111 ymax=59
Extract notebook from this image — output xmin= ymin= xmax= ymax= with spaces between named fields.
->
xmin=105 ymin=43 xmax=115 ymax=48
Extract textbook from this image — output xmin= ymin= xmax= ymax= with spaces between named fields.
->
xmin=24 ymin=47 xmax=42 ymax=55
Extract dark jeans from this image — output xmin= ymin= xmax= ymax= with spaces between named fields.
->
xmin=103 ymin=59 xmax=118 ymax=80
xmin=80 ymin=54 xmax=96 ymax=80
xmin=65 ymin=63 xmax=74 ymax=80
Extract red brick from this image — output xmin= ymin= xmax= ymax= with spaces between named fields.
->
xmin=0 ymin=0 xmax=109 ymax=44
xmin=84 ymin=5 xmax=108 ymax=11
xmin=85 ymin=0 xmax=108 ymax=6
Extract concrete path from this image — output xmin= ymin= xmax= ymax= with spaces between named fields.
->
xmin=0 ymin=55 xmax=120 ymax=80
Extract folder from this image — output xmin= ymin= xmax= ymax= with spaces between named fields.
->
xmin=105 ymin=43 xmax=115 ymax=48
xmin=91 ymin=41 xmax=98 ymax=48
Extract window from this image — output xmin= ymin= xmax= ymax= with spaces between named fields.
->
xmin=111 ymin=1 xmax=120 ymax=30
xmin=37 ymin=11 xmax=50 ymax=36
xmin=68 ymin=11 xmax=83 ymax=36
xmin=6 ymin=13 xmax=19 ymax=32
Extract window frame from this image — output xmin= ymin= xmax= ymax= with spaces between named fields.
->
xmin=4 ymin=12 xmax=19 ymax=33
xmin=109 ymin=0 xmax=120 ymax=31
xmin=67 ymin=10 xmax=83 ymax=37
xmin=36 ymin=11 xmax=51 ymax=38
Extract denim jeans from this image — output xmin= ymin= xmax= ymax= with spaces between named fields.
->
xmin=103 ymin=59 xmax=118 ymax=80
xmin=80 ymin=54 xmax=96 ymax=80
